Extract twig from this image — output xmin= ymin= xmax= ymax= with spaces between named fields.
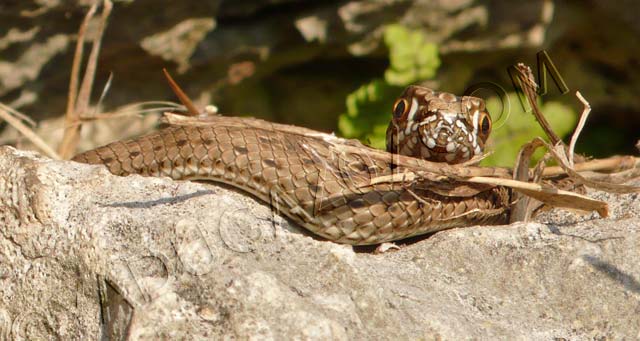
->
xmin=575 ymin=168 xmax=640 ymax=184
xmin=92 ymin=71 xmax=114 ymax=116
xmin=4 ymin=104 xmax=36 ymax=127
xmin=26 ymin=102 xmax=181 ymax=137
xmin=59 ymin=3 xmax=96 ymax=158
xmin=512 ymin=67 xmax=639 ymax=192
xmin=79 ymin=102 xmax=183 ymax=121
xmin=58 ymin=0 xmax=112 ymax=159
xmin=76 ymin=0 xmax=112 ymax=115
xmin=0 ymin=103 xmax=59 ymax=159
xmin=458 ymin=151 xmax=492 ymax=166
xmin=568 ymin=91 xmax=591 ymax=167
xmin=368 ymin=163 xmax=609 ymax=218
xmin=541 ymin=156 xmax=639 ymax=177
xmin=467 ymin=175 xmax=608 ymax=217
xmin=64 ymin=3 xmax=96 ymax=124
xmin=515 ymin=63 xmax=561 ymax=145
xmin=162 ymin=68 xmax=200 ymax=116
xmin=535 ymin=137 xmax=639 ymax=193
xmin=510 ymin=137 xmax=545 ymax=223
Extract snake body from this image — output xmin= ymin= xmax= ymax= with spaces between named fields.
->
xmin=72 ymin=86 xmax=510 ymax=245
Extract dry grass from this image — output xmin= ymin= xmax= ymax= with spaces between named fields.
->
xmin=0 ymin=0 xmax=181 ymax=159
xmin=58 ymin=0 xmax=112 ymax=159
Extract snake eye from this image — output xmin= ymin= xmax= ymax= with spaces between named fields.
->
xmin=478 ymin=111 xmax=492 ymax=140
xmin=392 ymin=98 xmax=409 ymax=118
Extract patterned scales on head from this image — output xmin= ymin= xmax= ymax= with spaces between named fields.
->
xmin=386 ymin=85 xmax=492 ymax=164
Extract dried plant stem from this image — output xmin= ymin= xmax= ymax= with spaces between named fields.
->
xmin=162 ymin=68 xmax=200 ymax=116
xmin=468 ymin=176 xmax=608 ymax=217
xmin=510 ymin=137 xmax=544 ymax=223
xmin=59 ymin=3 xmax=96 ymax=158
xmin=0 ymin=104 xmax=59 ymax=159
xmin=64 ymin=3 xmax=96 ymax=125
xmin=535 ymin=137 xmax=639 ymax=194
xmin=542 ymin=156 xmax=639 ymax=177
xmin=515 ymin=63 xmax=562 ymax=145
xmin=76 ymin=1 xmax=112 ymax=115
xmin=58 ymin=0 xmax=112 ymax=159
xmin=567 ymin=91 xmax=591 ymax=166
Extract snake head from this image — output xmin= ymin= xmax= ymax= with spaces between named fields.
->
xmin=386 ymin=85 xmax=492 ymax=164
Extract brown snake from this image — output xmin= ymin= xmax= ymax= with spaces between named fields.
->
xmin=72 ymin=86 xmax=511 ymax=245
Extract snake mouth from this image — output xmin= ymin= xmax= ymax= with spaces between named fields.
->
xmin=430 ymin=145 xmax=448 ymax=153
xmin=416 ymin=122 xmax=478 ymax=164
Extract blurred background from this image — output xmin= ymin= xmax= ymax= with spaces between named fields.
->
xmin=0 ymin=0 xmax=638 ymax=165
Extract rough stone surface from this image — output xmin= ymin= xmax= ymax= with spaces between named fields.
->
xmin=1 ymin=146 xmax=639 ymax=339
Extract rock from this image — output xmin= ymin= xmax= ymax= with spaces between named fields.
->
xmin=1 ymin=146 xmax=639 ymax=339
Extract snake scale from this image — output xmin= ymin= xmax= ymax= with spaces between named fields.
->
xmin=72 ymin=85 xmax=511 ymax=245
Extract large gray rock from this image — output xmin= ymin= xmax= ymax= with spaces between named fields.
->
xmin=1 ymin=146 xmax=639 ymax=339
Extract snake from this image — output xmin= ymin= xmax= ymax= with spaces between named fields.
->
xmin=72 ymin=85 xmax=510 ymax=245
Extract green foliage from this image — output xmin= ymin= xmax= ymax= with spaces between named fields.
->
xmin=338 ymin=25 xmax=440 ymax=149
xmin=338 ymin=24 xmax=577 ymax=165
xmin=384 ymin=25 xmax=441 ymax=85
xmin=338 ymin=80 xmax=401 ymax=149
xmin=480 ymin=93 xmax=577 ymax=166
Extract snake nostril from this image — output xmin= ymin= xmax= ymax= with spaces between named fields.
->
xmin=436 ymin=133 xmax=449 ymax=145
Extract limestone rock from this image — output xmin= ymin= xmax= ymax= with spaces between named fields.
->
xmin=1 ymin=146 xmax=639 ymax=339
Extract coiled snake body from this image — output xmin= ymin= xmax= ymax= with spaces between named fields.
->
xmin=73 ymin=86 xmax=510 ymax=245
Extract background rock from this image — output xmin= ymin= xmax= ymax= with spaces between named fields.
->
xmin=0 ymin=0 xmax=638 ymax=157
xmin=1 ymin=146 xmax=639 ymax=339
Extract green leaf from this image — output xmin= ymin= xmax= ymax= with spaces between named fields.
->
xmin=384 ymin=69 xmax=415 ymax=86
xmin=339 ymin=25 xmax=442 ymax=148
xmin=481 ymin=93 xmax=577 ymax=167
xmin=341 ymin=24 xmax=575 ymax=166
xmin=383 ymin=24 xmax=410 ymax=46
xmin=384 ymin=25 xmax=440 ymax=86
